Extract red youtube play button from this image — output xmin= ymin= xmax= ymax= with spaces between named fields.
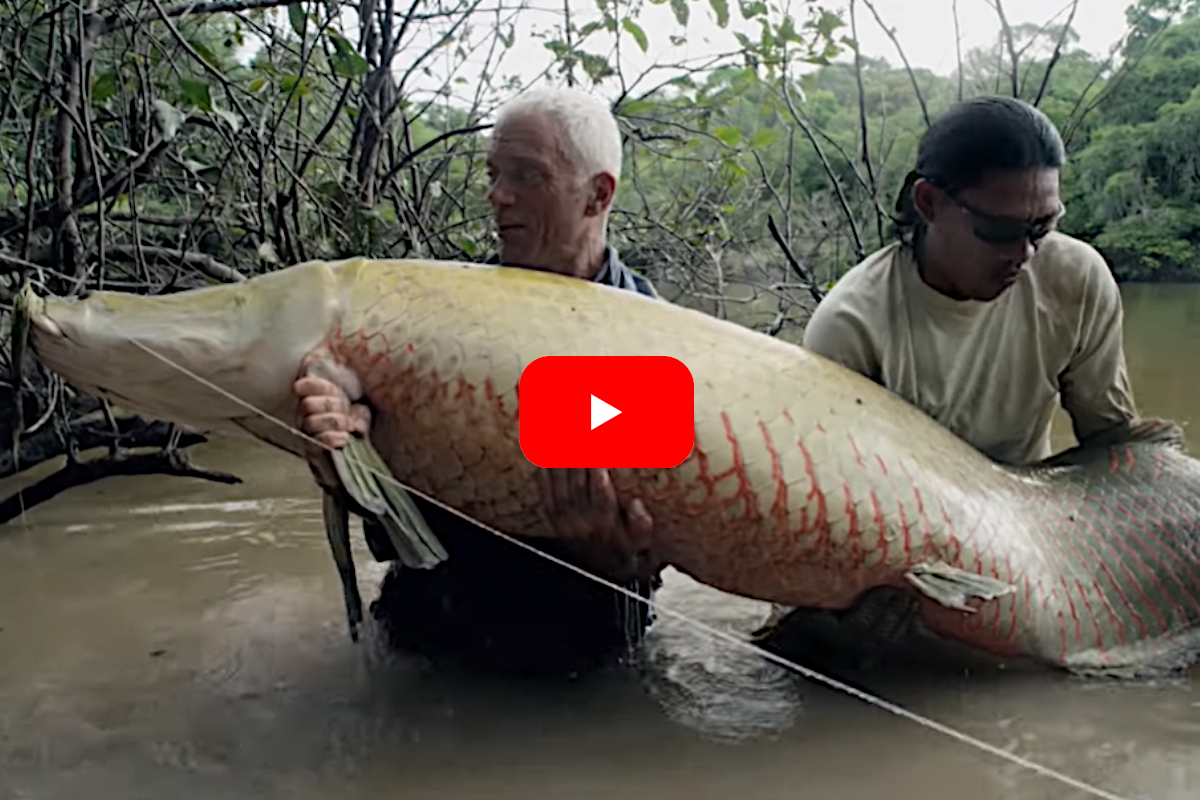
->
xmin=519 ymin=356 xmax=695 ymax=469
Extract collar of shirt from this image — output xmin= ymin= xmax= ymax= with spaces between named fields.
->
xmin=486 ymin=245 xmax=659 ymax=299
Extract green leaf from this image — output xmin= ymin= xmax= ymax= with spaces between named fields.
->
xmin=709 ymin=0 xmax=729 ymax=27
xmin=669 ymin=0 xmax=689 ymax=26
xmin=713 ymin=125 xmax=742 ymax=146
xmin=622 ymin=18 xmax=649 ymax=51
xmin=281 ymin=73 xmax=313 ymax=97
xmin=749 ymin=127 xmax=779 ymax=148
xmin=248 ymin=75 xmax=268 ymax=93
xmin=288 ymin=2 xmax=306 ymax=37
xmin=179 ymin=78 xmax=212 ymax=111
xmin=578 ymin=51 xmax=615 ymax=82
xmin=189 ymin=39 xmax=222 ymax=70
xmin=92 ymin=72 xmax=119 ymax=103
xmin=373 ymin=202 xmax=398 ymax=224
xmin=720 ymin=159 xmax=749 ymax=179
xmin=328 ymin=33 xmax=368 ymax=79
xmin=740 ymin=0 xmax=766 ymax=18
xmin=619 ymin=97 xmax=656 ymax=116
xmin=816 ymin=9 xmax=844 ymax=38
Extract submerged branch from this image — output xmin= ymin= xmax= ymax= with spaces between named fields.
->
xmin=0 ymin=448 xmax=241 ymax=524
xmin=0 ymin=414 xmax=207 ymax=481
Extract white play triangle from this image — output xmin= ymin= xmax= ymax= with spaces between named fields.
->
xmin=590 ymin=394 xmax=622 ymax=430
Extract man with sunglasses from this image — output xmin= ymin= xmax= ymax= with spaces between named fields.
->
xmin=758 ymin=96 xmax=1140 ymax=669
xmin=804 ymin=95 xmax=1137 ymax=467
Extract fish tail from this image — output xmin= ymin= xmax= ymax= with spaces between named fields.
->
xmin=1037 ymin=428 xmax=1200 ymax=676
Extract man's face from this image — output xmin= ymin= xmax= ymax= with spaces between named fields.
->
xmin=486 ymin=112 xmax=601 ymax=274
xmin=916 ymin=167 xmax=1063 ymax=301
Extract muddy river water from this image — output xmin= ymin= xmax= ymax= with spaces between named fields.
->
xmin=1 ymin=283 xmax=1199 ymax=800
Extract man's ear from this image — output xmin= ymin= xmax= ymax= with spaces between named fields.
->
xmin=586 ymin=172 xmax=617 ymax=217
xmin=911 ymin=179 xmax=940 ymax=224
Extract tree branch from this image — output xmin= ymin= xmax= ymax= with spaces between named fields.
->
xmin=768 ymin=215 xmax=826 ymax=305
xmin=98 ymin=245 xmax=246 ymax=282
xmin=0 ymin=448 xmax=241 ymax=525
xmin=101 ymin=0 xmax=297 ymax=33
xmin=1 ymin=415 xmax=207 ymax=481
xmin=859 ymin=0 xmax=930 ymax=127
xmin=990 ymin=0 xmax=1021 ymax=97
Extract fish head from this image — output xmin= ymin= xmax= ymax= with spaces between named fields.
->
xmin=24 ymin=261 xmax=343 ymax=445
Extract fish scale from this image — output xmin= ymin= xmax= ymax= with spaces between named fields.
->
xmin=22 ymin=256 xmax=1200 ymax=677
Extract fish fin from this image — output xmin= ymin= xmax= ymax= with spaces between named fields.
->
xmin=332 ymin=436 xmax=448 ymax=570
xmin=322 ymin=490 xmax=363 ymax=641
xmin=1039 ymin=417 xmax=1187 ymax=468
xmin=903 ymin=562 xmax=1016 ymax=613
xmin=1128 ymin=417 xmax=1188 ymax=450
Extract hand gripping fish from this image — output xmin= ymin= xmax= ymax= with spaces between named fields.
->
xmin=15 ymin=256 xmax=1200 ymax=677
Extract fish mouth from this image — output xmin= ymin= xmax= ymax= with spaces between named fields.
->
xmin=30 ymin=313 xmax=62 ymax=338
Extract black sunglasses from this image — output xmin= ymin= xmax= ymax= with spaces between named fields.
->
xmin=937 ymin=185 xmax=1064 ymax=246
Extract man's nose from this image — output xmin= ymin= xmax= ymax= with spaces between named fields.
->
xmin=1000 ymin=235 xmax=1037 ymax=264
xmin=1016 ymin=236 xmax=1037 ymax=263
xmin=488 ymin=179 xmax=514 ymax=207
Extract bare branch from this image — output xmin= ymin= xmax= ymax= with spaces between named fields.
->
xmin=859 ymin=0 xmax=930 ymax=127
xmin=0 ymin=447 xmax=240 ymax=525
xmin=98 ymin=245 xmax=247 ymax=282
xmin=1033 ymin=0 xmax=1080 ymax=106
xmin=101 ymin=0 xmax=297 ymax=33
xmin=767 ymin=215 xmax=825 ymax=305
xmin=989 ymin=0 xmax=1021 ymax=96
xmin=953 ymin=0 xmax=964 ymax=102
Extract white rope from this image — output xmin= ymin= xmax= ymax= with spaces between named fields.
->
xmin=123 ymin=337 xmax=1146 ymax=800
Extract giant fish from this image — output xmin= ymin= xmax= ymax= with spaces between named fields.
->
xmin=16 ymin=256 xmax=1200 ymax=677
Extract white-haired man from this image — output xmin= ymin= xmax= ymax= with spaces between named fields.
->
xmin=293 ymin=85 xmax=664 ymax=674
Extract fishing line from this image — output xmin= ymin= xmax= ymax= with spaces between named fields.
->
xmin=121 ymin=337 xmax=1143 ymax=800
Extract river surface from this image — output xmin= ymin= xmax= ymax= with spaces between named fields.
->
xmin=1 ymin=283 xmax=1199 ymax=800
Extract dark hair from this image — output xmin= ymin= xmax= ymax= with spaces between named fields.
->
xmin=892 ymin=96 xmax=1066 ymax=247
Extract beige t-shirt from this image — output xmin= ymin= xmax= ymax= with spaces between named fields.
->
xmin=802 ymin=231 xmax=1138 ymax=466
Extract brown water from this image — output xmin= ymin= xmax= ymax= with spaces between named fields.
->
xmin=1 ymin=283 xmax=1199 ymax=800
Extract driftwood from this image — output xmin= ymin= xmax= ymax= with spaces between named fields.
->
xmin=0 ymin=413 xmax=207 ymax=481
xmin=0 ymin=446 xmax=241 ymax=524
xmin=1 ymin=364 xmax=242 ymax=523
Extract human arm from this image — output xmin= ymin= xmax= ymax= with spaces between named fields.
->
xmin=293 ymin=370 xmax=657 ymax=577
xmin=1058 ymin=253 xmax=1139 ymax=446
xmin=536 ymin=467 xmax=658 ymax=581
xmin=801 ymin=293 xmax=883 ymax=382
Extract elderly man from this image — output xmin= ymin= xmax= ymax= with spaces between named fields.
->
xmin=758 ymin=96 xmax=1141 ymax=670
xmin=294 ymin=86 xmax=664 ymax=674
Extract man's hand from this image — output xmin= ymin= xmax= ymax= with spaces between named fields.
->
xmin=292 ymin=364 xmax=372 ymax=492
xmin=536 ymin=467 xmax=656 ymax=580
xmin=293 ymin=374 xmax=373 ymax=449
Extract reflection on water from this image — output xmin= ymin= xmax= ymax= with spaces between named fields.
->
xmin=0 ymin=283 xmax=1198 ymax=800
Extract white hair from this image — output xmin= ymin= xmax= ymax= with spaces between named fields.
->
xmin=495 ymin=86 xmax=623 ymax=184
